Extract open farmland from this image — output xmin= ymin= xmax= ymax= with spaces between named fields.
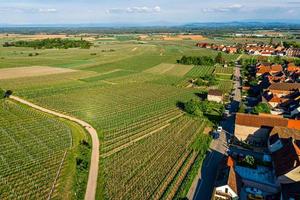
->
xmin=0 ymin=66 xmax=77 ymax=80
xmin=0 ymin=100 xmax=72 ymax=199
xmin=0 ymin=36 xmax=225 ymax=200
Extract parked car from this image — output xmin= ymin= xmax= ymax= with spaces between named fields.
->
xmin=223 ymin=110 xmax=230 ymax=118
xmin=246 ymin=187 xmax=263 ymax=195
xmin=217 ymin=126 xmax=222 ymax=133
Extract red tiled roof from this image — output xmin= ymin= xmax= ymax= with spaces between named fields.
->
xmin=208 ymin=89 xmax=223 ymax=96
xmin=269 ymin=95 xmax=285 ymax=103
xmin=288 ymin=120 xmax=300 ymax=130
xmin=268 ymin=83 xmax=300 ymax=92
xmin=236 ymin=113 xmax=288 ymax=128
xmin=227 ymin=167 xmax=242 ymax=194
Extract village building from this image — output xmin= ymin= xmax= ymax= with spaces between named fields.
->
xmin=286 ymin=48 xmax=300 ymax=58
xmin=207 ymin=89 xmax=223 ymax=103
xmin=234 ymin=113 xmax=300 ymax=144
xmin=267 ymin=83 xmax=300 ymax=97
xmin=214 ymin=157 xmax=242 ymax=200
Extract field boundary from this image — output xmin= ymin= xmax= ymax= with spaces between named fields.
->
xmin=9 ymin=95 xmax=99 ymax=200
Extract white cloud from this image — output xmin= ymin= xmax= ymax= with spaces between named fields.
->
xmin=38 ymin=8 xmax=57 ymax=13
xmin=203 ymin=4 xmax=243 ymax=13
xmin=107 ymin=6 xmax=161 ymax=14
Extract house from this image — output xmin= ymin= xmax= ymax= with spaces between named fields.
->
xmin=256 ymin=64 xmax=283 ymax=76
xmin=286 ymin=48 xmax=300 ymax=58
xmin=268 ymin=126 xmax=300 ymax=153
xmin=271 ymin=139 xmax=300 ymax=184
xmin=226 ymin=47 xmax=238 ymax=54
xmin=267 ymin=126 xmax=300 ymax=186
xmin=214 ymin=157 xmax=242 ymax=200
xmin=267 ymin=83 xmax=300 ymax=97
xmin=208 ymin=89 xmax=223 ymax=103
xmin=234 ymin=113 xmax=300 ymax=143
xmin=287 ymin=63 xmax=300 ymax=73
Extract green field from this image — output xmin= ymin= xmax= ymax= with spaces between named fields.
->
xmin=0 ymin=36 xmax=233 ymax=199
xmin=0 ymin=100 xmax=71 ymax=199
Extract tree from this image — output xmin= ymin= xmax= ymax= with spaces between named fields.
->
xmin=184 ymin=99 xmax=203 ymax=117
xmin=238 ymin=103 xmax=246 ymax=113
xmin=252 ymin=103 xmax=271 ymax=114
xmin=243 ymin=155 xmax=255 ymax=167
xmin=0 ymin=88 xmax=5 ymax=99
xmin=215 ymin=52 xmax=225 ymax=64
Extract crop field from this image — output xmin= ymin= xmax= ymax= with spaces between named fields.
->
xmin=0 ymin=36 xmax=227 ymax=199
xmin=0 ymin=100 xmax=72 ymax=199
xmin=217 ymin=80 xmax=234 ymax=93
xmin=214 ymin=66 xmax=234 ymax=74
xmin=0 ymin=66 xmax=77 ymax=80
xmin=185 ymin=66 xmax=215 ymax=78
xmin=145 ymin=63 xmax=193 ymax=77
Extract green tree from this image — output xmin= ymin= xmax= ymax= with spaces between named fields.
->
xmin=238 ymin=103 xmax=246 ymax=113
xmin=184 ymin=100 xmax=203 ymax=117
xmin=252 ymin=103 xmax=271 ymax=114
xmin=243 ymin=155 xmax=255 ymax=167
xmin=215 ymin=52 xmax=225 ymax=64
xmin=0 ymin=88 xmax=5 ymax=99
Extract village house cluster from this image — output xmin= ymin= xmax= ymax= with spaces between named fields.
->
xmin=214 ymin=113 xmax=300 ymax=200
xmin=212 ymin=61 xmax=300 ymax=199
xmin=257 ymin=62 xmax=300 ymax=119
xmin=196 ymin=42 xmax=300 ymax=58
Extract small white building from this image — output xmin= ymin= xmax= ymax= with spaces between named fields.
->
xmin=208 ymin=89 xmax=223 ymax=103
xmin=215 ymin=166 xmax=241 ymax=200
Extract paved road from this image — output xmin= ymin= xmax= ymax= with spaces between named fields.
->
xmin=10 ymin=96 xmax=99 ymax=200
xmin=190 ymin=65 xmax=242 ymax=200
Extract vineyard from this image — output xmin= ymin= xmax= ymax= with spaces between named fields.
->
xmin=214 ymin=66 xmax=234 ymax=74
xmin=185 ymin=66 xmax=215 ymax=78
xmin=0 ymin=100 xmax=72 ymax=199
xmin=0 ymin=37 xmax=226 ymax=199
xmin=103 ymin=116 xmax=207 ymax=200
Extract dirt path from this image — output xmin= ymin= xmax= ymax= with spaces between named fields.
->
xmin=10 ymin=95 xmax=99 ymax=200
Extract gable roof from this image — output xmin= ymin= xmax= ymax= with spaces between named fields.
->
xmin=272 ymin=139 xmax=300 ymax=176
xmin=208 ymin=89 xmax=223 ymax=97
xmin=227 ymin=166 xmax=242 ymax=194
xmin=235 ymin=113 xmax=288 ymax=128
xmin=269 ymin=126 xmax=300 ymax=145
xmin=268 ymin=83 xmax=300 ymax=92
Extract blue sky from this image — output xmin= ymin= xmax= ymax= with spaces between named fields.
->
xmin=1 ymin=0 xmax=300 ymax=24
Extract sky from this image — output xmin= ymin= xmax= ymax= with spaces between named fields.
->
xmin=1 ymin=0 xmax=300 ymax=25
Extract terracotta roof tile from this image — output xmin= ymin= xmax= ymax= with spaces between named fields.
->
xmin=227 ymin=167 xmax=242 ymax=194
xmin=235 ymin=113 xmax=288 ymax=128
xmin=268 ymin=83 xmax=300 ymax=92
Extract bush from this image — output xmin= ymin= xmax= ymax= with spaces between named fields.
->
xmin=0 ymin=89 xmax=5 ymax=99
xmin=252 ymin=103 xmax=271 ymax=114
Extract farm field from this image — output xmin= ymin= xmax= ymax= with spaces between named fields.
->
xmin=0 ymin=100 xmax=72 ymax=199
xmin=0 ymin=35 xmax=234 ymax=199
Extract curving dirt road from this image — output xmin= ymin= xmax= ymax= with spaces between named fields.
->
xmin=10 ymin=95 xmax=99 ymax=200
